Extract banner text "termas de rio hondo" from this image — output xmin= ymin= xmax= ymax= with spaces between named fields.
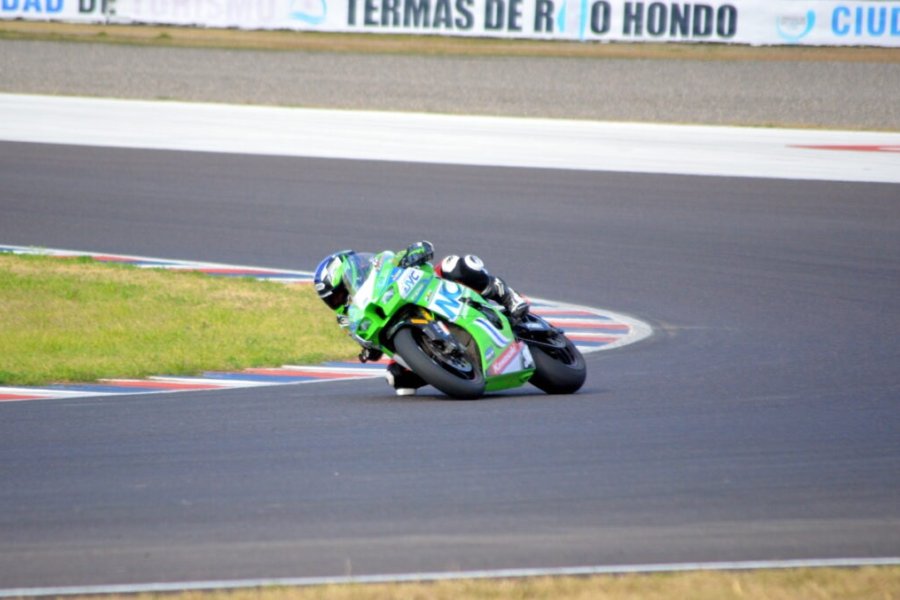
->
xmin=2 ymin=0 xmax=899 ymax=46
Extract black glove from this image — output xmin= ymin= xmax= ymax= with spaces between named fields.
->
xmin=398 ymin=241 xmax=434 ymax=268
xmin=358 ymin=347 xmax=383 ymax=363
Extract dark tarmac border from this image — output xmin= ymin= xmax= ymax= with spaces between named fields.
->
xmin=0 ymin=142 xmax=898 ymax=587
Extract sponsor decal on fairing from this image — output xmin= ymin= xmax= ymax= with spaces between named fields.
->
xmin=398 ymin=268 xmax=423 ymax=298
xmin=488 ymin=341 xmax=534 ymax=376
xmin=428 ymin=280 xmax=465 ymax=321
xmin=474 ymin=317 xmax=510 ymax=347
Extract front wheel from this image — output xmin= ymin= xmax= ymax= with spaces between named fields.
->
xmin=528 ymin=338 xmax=586 ymax=394
xmin=392 ymin=327 xmax=485 ymax=400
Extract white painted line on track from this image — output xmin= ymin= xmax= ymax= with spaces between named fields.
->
xmin=1 ymin=94 xmax=898 ymax=183
xmin=0 ymin=387 xmax=113 ymax=398
xmin=0 ymin=244 xmax=310 ymax=277
xmin=2 ymin=557 xmax=898 ymax=597
xmin=145 ymin=377 xmax=278 ymax=388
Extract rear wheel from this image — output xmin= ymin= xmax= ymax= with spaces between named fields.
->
xmin=393 ymin=327 xmax=485 ymax=399
xmin=528 ymin=337 xmax=586 ymax=394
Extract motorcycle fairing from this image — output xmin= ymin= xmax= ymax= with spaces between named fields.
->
xmin=345 ymin=252 xmax=535 ymax=391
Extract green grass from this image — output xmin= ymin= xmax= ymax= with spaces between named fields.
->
xmin=0 ymin=253 xmax=358 ymax=386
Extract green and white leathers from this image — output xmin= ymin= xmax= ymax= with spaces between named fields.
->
xmin=338 ymin=251 xmax=586 ymax=399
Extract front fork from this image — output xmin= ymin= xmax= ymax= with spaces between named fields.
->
xmin=385 ymin=307 xmax=467 ymax=358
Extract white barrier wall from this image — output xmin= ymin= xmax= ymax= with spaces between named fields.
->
xmin=3 ymin=0 xmax=900 ymax=46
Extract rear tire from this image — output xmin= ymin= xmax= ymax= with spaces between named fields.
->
xmin=528 ymin=338 xmax=586 ymax=394
xmin=393 ymin=327 xmax=485 ymax=400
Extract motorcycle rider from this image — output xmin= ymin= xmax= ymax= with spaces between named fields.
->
xmin=313 ymin=241 xmax=529 ymax=396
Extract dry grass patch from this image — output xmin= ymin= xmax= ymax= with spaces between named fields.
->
xmin=66 ymin=566 xmax=900 ymax=600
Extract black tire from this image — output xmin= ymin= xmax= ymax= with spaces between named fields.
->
xmin=528 ymin=338 xmax=586 ymax=394
xmin=393 ymin=327 xmax=486 ymax=400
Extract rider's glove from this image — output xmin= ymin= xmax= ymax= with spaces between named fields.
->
xmin=398 ymin=240 xmax=434 ymax=268
xmin=358 ymin=347 xmax=384 ymax=363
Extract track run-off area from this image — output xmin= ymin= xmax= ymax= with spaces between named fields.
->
xmin=1 ymin=93 xmax=899 ymax=591
xmin=1 ymin=94 xmax=899 ymax=183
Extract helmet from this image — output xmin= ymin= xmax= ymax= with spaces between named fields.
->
xmin=314 ymin=250 xmax=353 ymax=310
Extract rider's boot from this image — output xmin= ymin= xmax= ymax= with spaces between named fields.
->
xmin=484 ymin=277 xmax=529 ymax=321
xmin=385 ymin=361 xmax=426 ymax=397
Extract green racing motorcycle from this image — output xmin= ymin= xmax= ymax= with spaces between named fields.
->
xmin=340 ymin=251 xmax=586 ymax=399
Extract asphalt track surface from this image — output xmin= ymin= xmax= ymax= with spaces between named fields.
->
xmin=1 ymin=35 xmax=900 ymax=590
xmin=1 ymin=136 xmax=899 ymax=587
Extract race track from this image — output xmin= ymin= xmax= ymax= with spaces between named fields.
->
xmin=1 ymin=132 xmax=899 ymax=588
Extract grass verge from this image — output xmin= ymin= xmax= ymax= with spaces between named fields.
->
xmin=67 ymin=567 xmax=900 ymax=600
xmin=2 ymin=20 xmax=899 ymax=62
xmin=0 ymin=253 xmax=357 ymax=386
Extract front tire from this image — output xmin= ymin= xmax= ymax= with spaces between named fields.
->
xmin=393 ymin=327 xmax=486 ymax=400
xmin=528 ymin=338 xmax=586 ymax=394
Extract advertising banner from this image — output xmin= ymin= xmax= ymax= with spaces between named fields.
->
xmin=3 ymin=0 xmax=899 ymax=46
xmin=1 ymin=0 xmax=107 ymax=22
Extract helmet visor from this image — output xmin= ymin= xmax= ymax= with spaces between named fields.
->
xmin=341 ymin=252 xmax=375 ymax=296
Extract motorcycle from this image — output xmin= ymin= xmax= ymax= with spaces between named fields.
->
xmin=340 ymin=251 xmax=586 ymax=399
